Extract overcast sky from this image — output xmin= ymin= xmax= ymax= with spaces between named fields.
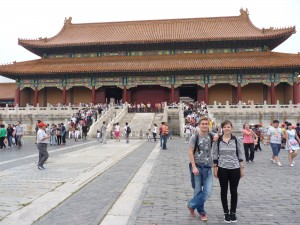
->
xmin=1 ymin=0 xmax=300 ymax=82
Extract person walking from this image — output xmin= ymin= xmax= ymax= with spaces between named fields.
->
xmin=61 ymin=123 xmax=66 ymax=145
xmin=36 ymin=121 xmax=50 ymax=170
xmin=15 ymin=121 xmax=23 ymax=149
xmin=0 ymin=124 xmax=7 ymax=149
xmin=266 ymin=120 xmax=284 ymax=167
xmin=100 ymin=121 xmax=107 ymax=144
xmin=187 ymin=117 xmax=217 ymax=221
xmin=161 ymin=122 xmax=169 ymax=150
xmin=152 ymin=124 xmax=158 ymax=142
xmin=82 ymin=123 xmax=88 ymax=141
xmin=50 ymin=124 xmax=57 ymax=146
xmin=6 ymin=124 xmax=14 ymax=149
xmin=184 ymin=122 xmax=192 ymax=144
xmin=285 ymin=122 xmax=299 ymax=167
xmin=254 ymin=125 xmax=263 ymax=151
xmin=56 ymin=124 xmax=62 ymax=145
xmin=242 ymin=123 xmax=257 ymax=163
xmin=115 ymin=122 xmax=121 ymax=142
xmin=213 ymin=120 xmax=245 ymax=223
xmin=124 ymin=122 xmax=130 ymax=143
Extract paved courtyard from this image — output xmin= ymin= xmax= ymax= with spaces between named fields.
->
xmin=0 ymin=136 xmax=299 ymax=225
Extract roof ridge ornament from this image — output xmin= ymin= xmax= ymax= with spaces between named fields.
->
xmin=240 ymin=8 xmax=249 ymax=17
xmin=64 ymin=17 xmax=72 ymax=27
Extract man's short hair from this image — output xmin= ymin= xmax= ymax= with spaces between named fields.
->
xmin=273 ymin=120 xmax=279 ymax=124
xmin=199 ymin=117 xmax=209 ymax=124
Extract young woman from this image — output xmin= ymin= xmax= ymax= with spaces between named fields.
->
xmin=115 ymin=122 xmax=120 ymax=142
xmin=242 ymin=123 xmax=257 ymax=163
xmin=213 ymin=120 xmax=244 ymax=223
xmin=285 ymin=123 xmax=299 ymax=167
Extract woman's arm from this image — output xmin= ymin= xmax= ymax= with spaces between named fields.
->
xmin=243 ymin=129 xmax=251 ymax=136
xmin=295 ymin=130 xmax=300 ymax=143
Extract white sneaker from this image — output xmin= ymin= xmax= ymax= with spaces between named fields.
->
xmin=292 ymin=161 xmax=295 ymax=165
xmin=277 ymin=161 xmax=282 ymax=167
xmin=270 ymin=159 xmax=274 ymax=163
xmin=290 ymin=163 xmax=294 ymax=167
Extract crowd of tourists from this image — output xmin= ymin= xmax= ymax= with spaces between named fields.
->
xmin=127 ymin=102 xmax=166 ymax=113
xmin=0 ymin=121 xmax=24 ymax=149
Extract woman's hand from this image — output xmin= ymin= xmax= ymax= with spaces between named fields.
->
xmin=240 ymin=167 xmax=245 ymax=178
xmin=192 ymin=167 xmax=199 ymax=176
xmin=213 ymin=167 xmax=218 ymax=178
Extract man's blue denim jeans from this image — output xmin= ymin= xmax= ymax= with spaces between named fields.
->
xmin=162 ymin=134 xmax=167 ymax=149
xmin=188 ymin=165 xmax=213 ymax=214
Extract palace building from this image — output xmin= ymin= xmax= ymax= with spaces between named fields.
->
xmin=0 ymin=8 xmax=300 ymax=106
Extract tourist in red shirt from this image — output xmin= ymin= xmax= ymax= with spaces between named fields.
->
xmin=242 ymin=123 xmax=258 ymax=163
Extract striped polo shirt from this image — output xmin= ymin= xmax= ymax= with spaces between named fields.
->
xmin=213 ymin=136 xmax=244 ymax=169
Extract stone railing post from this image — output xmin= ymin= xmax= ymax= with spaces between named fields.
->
xmin=263 ymin=100 xmax=267 ymax=111
xmin=276 ymin=100 xmax=280 ymax=111
xmin=213 ymin=101 xmax=217 ymax=111
xmin=36 ymin=103 xmax=40 ymax=114
xmin=26 ymin=103 xmax=30 ymax=114
xmin=15 ymin=104 xmax=19 ymax=115
xmin=289 ymin=100 xmax=293 ymax=112
xmin=5 ymin=104 xmax=8 ymax=114
xmin=225 ymin=101 xmax=230 ymax=110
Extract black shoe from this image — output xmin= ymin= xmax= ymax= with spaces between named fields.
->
xmin=224 ymin=213 xmax=231 ymax=223
xmin=230 ymin=212 xmax=237 ymax=223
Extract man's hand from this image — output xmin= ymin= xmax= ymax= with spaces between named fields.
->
xmin=192 ymin=167 xmax=199 ymax=176
xmin=213 ymin=134 xmax=219 ymax=142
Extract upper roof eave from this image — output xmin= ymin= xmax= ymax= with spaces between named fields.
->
xmin=17 ymin=9 xmax=296 ymax=50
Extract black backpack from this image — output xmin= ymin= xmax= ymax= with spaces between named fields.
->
xmin=126 ymin=126 xmax=131 ymax=134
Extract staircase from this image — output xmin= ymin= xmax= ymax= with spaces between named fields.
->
xmin=167 ymin=110 xmax=180 ymax=135
xmin=116 ymin=113 xmax=155 ymax=138
xmin=151 ymin=113 xmax=164 ymax=127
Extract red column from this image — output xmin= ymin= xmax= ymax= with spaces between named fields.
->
xmin=293 ymin=82 xmax=300 ymax=104
xmin=237 ymin=83 xmax=242 ymax=102
xmin=63 ymin=87 xmax=67 ymax=105
xmin=122 ymin=85 xmax=127 ymax=103
xmin=271 ymin=82 xmax=275 ymax=104
xmin=92 ymin=86 xmax=96 ymax=104
xmin=174 ymin=88 xmax=180 ymax=103
xmin=15 ymin=87 xmax=20 ymax=106
xmin=170 ymin=84 xmax=175 ymax=102
xmin=204 ymin=84 xmax=209 ymax=104
xmin=34 ymin=87 xmax=38 ymax=107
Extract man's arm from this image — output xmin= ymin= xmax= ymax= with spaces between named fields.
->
xmin=189 ymin=146 xmax=199 ymax=176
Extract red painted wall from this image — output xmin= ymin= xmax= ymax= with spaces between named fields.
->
xmin=131 ymin=86 xmax=169 ymax=105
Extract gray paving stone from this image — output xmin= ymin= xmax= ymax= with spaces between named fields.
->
xmin=33 ymin=141 xmax=156 ymax=225
xmin=134 ymin=138 xmax=300 ymax=225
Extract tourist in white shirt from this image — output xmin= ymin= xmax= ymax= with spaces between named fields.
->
xmin=115 ymin=122 xmax=121 ymax=142
xmin=184 ymin=122 xmax=193 ymax=143
xmin=36 ymin=122 xmax=50 ymax=170
xmin=152 ymin=124 xmax=158 ymax=142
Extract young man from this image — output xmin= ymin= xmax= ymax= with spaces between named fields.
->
xmin=36 ymin=122 xmax=50 ymax=170
xmin=267 ymin=120 xmax=284 ymax=167
xmin=187 ymin=117 xmax=218 ymax=221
